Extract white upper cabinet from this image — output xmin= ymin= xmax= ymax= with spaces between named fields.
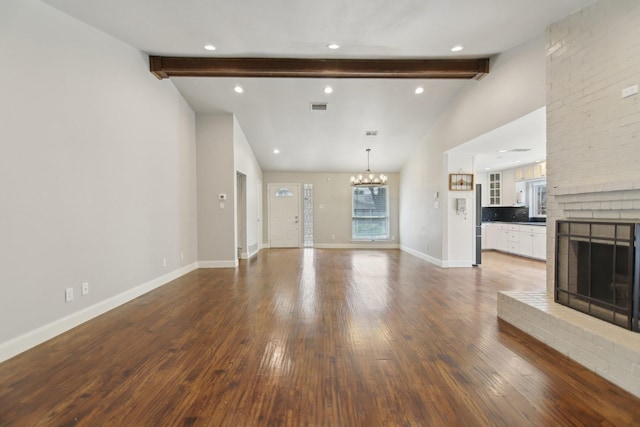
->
xmin=501 ymin=169 xmax=515 ymax=206
xmin=516 ymin=162 xmax=546 ymax=181
xmin=488 ymin=172 xmax=501 ymax=206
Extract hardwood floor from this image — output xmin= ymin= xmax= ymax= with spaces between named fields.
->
xmin=1 ymin=249 xmax=639 ymax=426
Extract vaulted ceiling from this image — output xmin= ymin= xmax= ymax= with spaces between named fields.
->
xmin=43 ymin=0 xmax=594 ymax=172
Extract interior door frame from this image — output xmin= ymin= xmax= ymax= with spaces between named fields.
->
xmin=236 ymin=172 xmax=247 ymax=259
xmin=267 ymin=183 xmax=301 ymax=248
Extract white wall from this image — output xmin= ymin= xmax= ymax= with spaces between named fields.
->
xmin=0 ymin=0 xmax=197 ymax=358
xmin=263 ymin=172 xmax=400 ymax=248
xmin=196 ymin=114 xmax=236 ymax=266
xmin=197 ymin=114 xmax=263 ymax=265
xmin=444 ymin=152 xmax=476 ymax=267
xmin=400 ymin=36 xmax=546 ymax=266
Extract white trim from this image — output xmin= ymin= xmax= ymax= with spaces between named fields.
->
xmin=198 ymin=260 xmax=239 ymax=268
xmin=239 ymin=249 xmax=260 ymax=260
xmin=314 ymin=243 xmax=400 ymax=249
xmin=0 ymin=262 xmax=199 ymax=363
xmin=442 ymin=260 xmax=473 ymax=268
xmin=261 ymin=243 xmax=271 ymax=249
xmin=400 ymin=245 xmax=443 ymax=267
xmin=248 ymin=247 xmax=260 ymax=259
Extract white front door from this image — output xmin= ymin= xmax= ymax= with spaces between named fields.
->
xmin=268 ymin=183 xmax=300 ymax=248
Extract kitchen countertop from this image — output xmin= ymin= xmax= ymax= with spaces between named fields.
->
xmin=483 ymin=221 xmax=546 ymax=226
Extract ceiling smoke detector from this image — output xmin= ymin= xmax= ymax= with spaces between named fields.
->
xmin=310 ymin=102 xmax=328 ymax=111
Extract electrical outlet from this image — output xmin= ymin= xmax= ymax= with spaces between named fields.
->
xmin=81 ymin=282 xmax=89 ymax=296
xmin=163 ymin=258 xmax=167 ymax=267
xmin=65 ymin=288 xmax=74 ymax=302
xmin=622 ymin=84 xmax=638 ymax=98
xmin=181 ymin=252 xmax=184 ymax=260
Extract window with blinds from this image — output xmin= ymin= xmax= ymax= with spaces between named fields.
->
xmin=352 ymin=186 xmax=389 ymax=240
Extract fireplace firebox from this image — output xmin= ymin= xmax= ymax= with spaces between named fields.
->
xmin=555 ymin=221 xmax=640 ymax=331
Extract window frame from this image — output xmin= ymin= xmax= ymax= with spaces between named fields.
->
xmin=529 ymin=180 xmax=547 ymax=217
xmin=351 ymin=185 xmax=390 ymax=241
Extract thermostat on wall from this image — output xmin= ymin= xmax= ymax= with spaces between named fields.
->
xmin=219 ymin=193 xmax=227 ymax=200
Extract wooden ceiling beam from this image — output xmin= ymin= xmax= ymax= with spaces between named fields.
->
xmin=149 ymin=56 xmax=490 ymax=80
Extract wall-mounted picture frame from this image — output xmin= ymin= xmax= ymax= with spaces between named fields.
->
xmin=449 ymin=173 xmax=474 ymax=191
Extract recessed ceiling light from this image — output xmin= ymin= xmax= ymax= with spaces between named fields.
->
xmin=324 ymin=86 xmax=333 ymax=94
xmin=514 ymin=160 xmax=521 ymax=163
xmin=204 ymin=44 xmax=216 ymax=51
xmin=451 ymin=45 xmax=464 ymax=52
xmin=414 ymin=87 xmax=424 ymax=94
xmin=498 ymin=149 xmax=508 ymax=153
xmin=234 ymin=85 xmax=244 ymax=94
xmin=273 ymin=148 xmax=280 ymax=154
xmin=327 ymin=43 xmax=340 ymax=50
xmin=485 ymin=168 xmax=491 ymax=171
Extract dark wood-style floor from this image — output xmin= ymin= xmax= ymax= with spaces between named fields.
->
xmin=1 ymin=250 xmax=639 ymax=426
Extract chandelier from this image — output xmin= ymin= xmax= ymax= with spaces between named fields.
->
xmin=350 ymin=148 xmax=387 ymax=186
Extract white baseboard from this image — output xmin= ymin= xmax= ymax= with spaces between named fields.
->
xmin=0 ymin=262 xmax=199 ymax=364
xmin=442 ymin=260 xmax=473 ymax=268
xmin=238 ymin=248 xmax=260 ymax=260
xmin=314 ymin=243 xmax=400 ymax=249
xmin=198 ymin=260 xmax=238 ymax=268
xmin=247 ymin=248 xmax=260 ymax=259
xmin=400 ymin=245 xmax=443 ymax=267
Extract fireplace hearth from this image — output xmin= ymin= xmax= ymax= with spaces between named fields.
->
xmin=555 ymin=221 xmax=640 ymax=331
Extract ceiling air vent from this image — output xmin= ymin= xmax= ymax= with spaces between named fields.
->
xmin=509 ymin=148 xmax=531 ymax=152
xmin=365 ymin=131 xmax=378 ymax=137
xmin=310 ymin=102 xmax=328 ymax=111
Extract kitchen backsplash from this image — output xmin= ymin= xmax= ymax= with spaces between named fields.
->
xmin=482 ymin=206 xmax=530 ymax=222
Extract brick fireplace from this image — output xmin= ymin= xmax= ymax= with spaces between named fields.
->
xmin=499 ymin=0 xmax=640 ymax=400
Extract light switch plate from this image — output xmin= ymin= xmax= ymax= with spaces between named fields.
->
xmin=622 ymin=84 xmax=638 ymax=98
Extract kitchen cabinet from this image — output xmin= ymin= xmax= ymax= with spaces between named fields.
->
xmin=482 ymin=223 xmax=498 ymax=249
xmin=485 ymin=223 xmax=509 ymax=252
xmin=502 ymin=169 xmax=516 ymax=206
xmin=507 ymin=224 xmax=520 ymax=253
xmin=519 ymin=225 xmax=546 ymax=259
xmin=515 ymin=165 xmax=534 ymax=181
xmin=534 ymin=162 xmax=546 ymax=178
xmin=488 ymin=172 xmax=501 ymax=206
xmin=532 ymin=231 xmax=546 ymax=259
xmin=483 ymin=222 xmax=546 ymax=260
xmin=519 ymin=231 xmax=533 ymax=257
xmin=515 ymin=162 xmax=546 ymax=182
